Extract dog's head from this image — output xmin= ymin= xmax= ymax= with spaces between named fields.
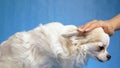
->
xmin=83 ymin=38 xmax=111 ymax=62
xmin=62 ymin=27 xmax=111 ymax=62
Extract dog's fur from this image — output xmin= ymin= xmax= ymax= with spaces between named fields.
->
xmin=0 ymin=22 xmax=110 ymax=68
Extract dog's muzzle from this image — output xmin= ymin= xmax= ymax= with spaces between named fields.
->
xmin=96 ymin=54 xmax=111 ymax=62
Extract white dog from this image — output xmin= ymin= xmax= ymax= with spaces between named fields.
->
xmin=0 ymin=22 xmax=110 ymax=68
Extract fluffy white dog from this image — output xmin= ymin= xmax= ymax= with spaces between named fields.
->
xmin=0 ymin=22 xmax=111 ymax=68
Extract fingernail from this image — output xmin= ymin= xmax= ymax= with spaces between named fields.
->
xmin=85 ymin=29 xmax=90 ymax=31
xmin=78 ymin=28 xmax=83 ymax=31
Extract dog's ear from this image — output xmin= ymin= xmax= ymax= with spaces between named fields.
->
xmin=62 ymin=31 xmax=80 ymax=38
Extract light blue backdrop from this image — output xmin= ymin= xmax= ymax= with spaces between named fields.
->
xmin=0 ymin=0 xmax=120 ymax=68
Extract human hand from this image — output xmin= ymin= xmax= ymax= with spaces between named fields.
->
xmin=77 ymin=20 xmax=115 ymax=36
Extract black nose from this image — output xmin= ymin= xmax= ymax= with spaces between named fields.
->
xmin=106 ymin=55 xmax=111 ymax=60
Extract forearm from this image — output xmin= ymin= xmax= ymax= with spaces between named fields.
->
xmin=108 ymin=14 xmax=120 ymax=31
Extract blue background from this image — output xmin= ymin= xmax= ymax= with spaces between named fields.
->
xmin=0 ymin=0 xmax=120 ymax=68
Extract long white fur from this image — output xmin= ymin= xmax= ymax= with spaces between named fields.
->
xmin=0 ymin=22 xmax=109 ymax=68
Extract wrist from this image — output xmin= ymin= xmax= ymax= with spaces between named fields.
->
xmin=109 ymin=14 xmax=120 ymax=31
xmin=106 ymin=20 xmax=116 ymax=31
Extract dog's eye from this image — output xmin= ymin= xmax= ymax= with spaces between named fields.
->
xmin=99 ymin=46 xmax=104 ymax=50
xmin=73 ymin=43 xmax=77 ymax=46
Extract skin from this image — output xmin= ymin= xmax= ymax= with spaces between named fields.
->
xmin=78 ymin=14 xmax=120 ymax=36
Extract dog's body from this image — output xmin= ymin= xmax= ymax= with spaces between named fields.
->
xmin=0 ymin=22 xmax=110 ymax=68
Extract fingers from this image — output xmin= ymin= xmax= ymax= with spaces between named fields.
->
xmin=78 ymin=20 xmax=98 ymax=32
xmin=78 ymin=20 xmax=115 ymax=36
xmin=77 ymin=25 xmax=84 ymax=32
xmin=82 ymin=20 xmax=98 ymax=31
xmin=85 ymin=23 xmax=98 ymax=31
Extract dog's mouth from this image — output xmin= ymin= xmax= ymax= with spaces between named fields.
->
xmin=95 ymin=55 xmax=111 ymax=62
xmin=96 ymin=57 xmax=104 ymax=62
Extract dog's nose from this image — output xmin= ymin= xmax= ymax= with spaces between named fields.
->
xmin=106 ymin=55 xmax=111 ymax=60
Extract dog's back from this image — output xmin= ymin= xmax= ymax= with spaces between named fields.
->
xmin=0 ymin=23 xmax=68 ymax=68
